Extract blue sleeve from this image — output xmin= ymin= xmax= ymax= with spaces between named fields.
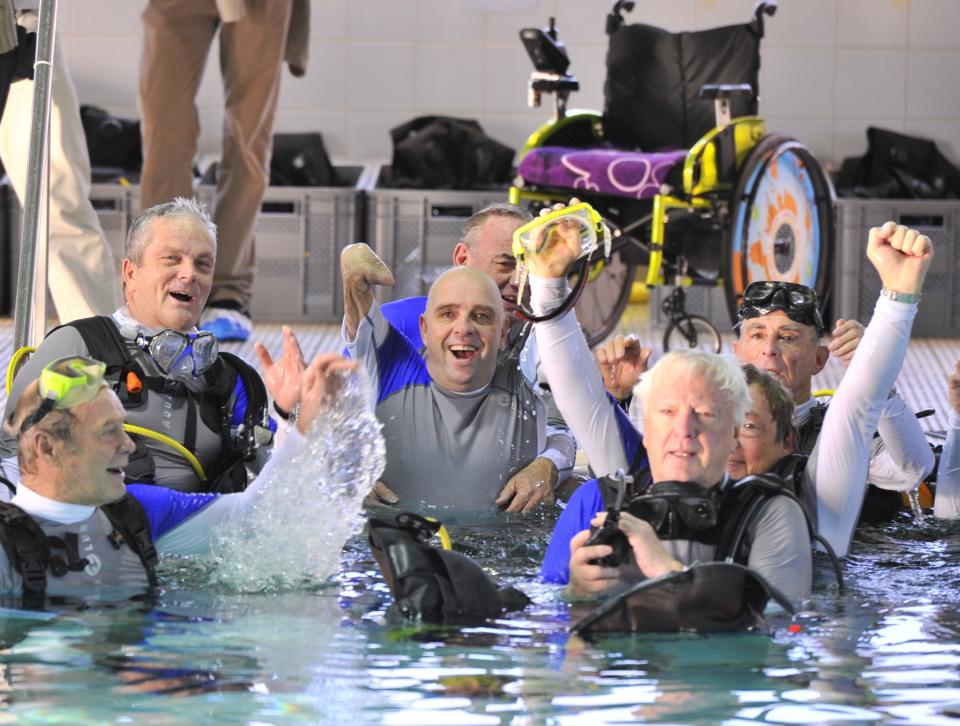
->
xmin=127 ymin=484 xmax=219 ymax=542
xmin=375 ymin=323 xmax=432 ymax=405
xmin=379 ymin=296 xmax=428 ymax=350
xmin=613 ymin=400 xmax=647 ymax=472
xmin=539 ymin=480 xmax=605 ymax=585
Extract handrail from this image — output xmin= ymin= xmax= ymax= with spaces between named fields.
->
xmin=13 ymin=0 xmax=59 ymax=352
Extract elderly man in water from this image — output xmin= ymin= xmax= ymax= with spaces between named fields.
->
xmin=341 ymin=243 xmax=558 ymax=512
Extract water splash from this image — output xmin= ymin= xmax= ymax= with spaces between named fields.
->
xmin=905 ymin=487 xmax=925 ymax=522
xmin=207 ymin=370 xmax=386 ymax=592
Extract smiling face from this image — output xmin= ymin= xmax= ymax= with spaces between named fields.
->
xmin=452 ymin=214 xmax=523 ymax=313
xmin=642 ymin=369 xmax=738 ymax=486
xmin=122 ymin=216 xmax=215 ymax=331
xmin=726 ymin=383 xmax=795 ymax=479
xmin=419 ymin=268 xmax=506 ymax=393
xmin=733 ymin=311 xmax=828 ymax=405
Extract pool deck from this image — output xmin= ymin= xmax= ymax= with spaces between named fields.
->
xmin=1 ymin=302 xmax=958 ymax=437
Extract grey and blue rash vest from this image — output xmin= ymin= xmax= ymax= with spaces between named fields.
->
xmin=347 ymin=300 xmax=545 ymax=511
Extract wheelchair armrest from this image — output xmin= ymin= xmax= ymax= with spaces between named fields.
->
xmin=755 ymin=0 xmax=778 ymax=20
xmin=530 ymin=72 xmax=580 ymax=95
xmin=699 ymin=84 xmax=753 ymax=101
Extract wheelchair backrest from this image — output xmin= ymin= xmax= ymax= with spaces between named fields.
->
xmin=604 ymin=20 xmax=762 ymax=153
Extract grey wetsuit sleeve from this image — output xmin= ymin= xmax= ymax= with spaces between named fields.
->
xmin=154 ymin=427 xmax=307 ymax=556
xmin=342 ymin=298 xmax=388 ymax=410
xmin=803 ymin=295 xmax=917 ymax=558
xmin=1 ymin=326 xmax=91 ymax=456
xmin=867 ymin=393 xmax=935 ymax=491
xmin=934 ymin=411 xmax=960 ymax=519
xmin=746 ymin=495 xmax=812 ymax=604
xmin=530 ymin=276 xmax=629 ymax=477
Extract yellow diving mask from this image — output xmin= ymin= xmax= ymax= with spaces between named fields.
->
xmin=19 ymin=356 xmax=108 ymax=433
xmin=511 ymin=202 xmax=611 ymax=304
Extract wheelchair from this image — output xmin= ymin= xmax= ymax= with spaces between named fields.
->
xmin=509 ymin=0 xmax=835 ymax=348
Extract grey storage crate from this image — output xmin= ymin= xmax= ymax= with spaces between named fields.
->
xmin=834 ymin=199 xmax=960 ymax=336
xmin=649 ymin=283 xmax=732 ymax=332
xmin=366 ymin=166 xmax=509 ymax=302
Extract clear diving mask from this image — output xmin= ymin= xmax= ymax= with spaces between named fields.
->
xmin=136 ymin=329 xmax=219 ymax=377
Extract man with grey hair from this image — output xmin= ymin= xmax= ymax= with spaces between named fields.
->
xmin=527 ymin=208 xmax=933 ymax=604
xmin=2 ymin=198 xmax=305 ymax=495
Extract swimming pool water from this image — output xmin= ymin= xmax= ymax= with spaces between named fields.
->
xmin=1 ymin=513 xmax=958 ymax=725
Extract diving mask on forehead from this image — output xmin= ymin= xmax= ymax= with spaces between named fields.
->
xmin=135 ymin=329 xmax=218 ymax=377
xmin=511 ymin=202 xmax=611 ymax=303
xmin=20 ymin=356 xmax=108 ymax=433
xmin=735 ymin=281 xmax=825 ymax=334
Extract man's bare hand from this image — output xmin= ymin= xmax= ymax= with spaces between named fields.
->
xmin=948 ymin=360 xmax=960 ymax=416
xmin=296 ymin=353 xmax=359 ymax=434
xmin=255 ymin=325 xmax=306 ymax=412
xmin=567 ymin=525 xmax=621 ymax=599
xmin=495 ymin=457 xmax=558 ymax=512
xmin=596 ymin=334 xmax=652 ymax=400
xmin=524 ymin=200 xmax=585 ymax=280
xmin=363 ymin=480 xmax=400 ymax=507
xmin=618 ymin=512 xmax=683 ymax=579
xmin=828 ymin=318 xmax=864 ymax=369
xmin=340 ymin=243 xmax=395 ymax=341
xmin=866 ymin=221 xmax=934 ymax=296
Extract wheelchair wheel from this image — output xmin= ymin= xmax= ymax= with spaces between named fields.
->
xmin=723 ymin=135 xmax=835 ymax=323
xmin=573 ymin=253 xmax=637 ymax=347
xmin=663 ymin=314 xmax=722 ymax=354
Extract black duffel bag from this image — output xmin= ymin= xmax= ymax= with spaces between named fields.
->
xmin=80 ymin=104 xmax=142 ymax=175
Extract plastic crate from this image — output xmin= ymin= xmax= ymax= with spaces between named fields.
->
xmin=649 ymin=283 xmax=733 ymax=333
xmin=366 ymin=165 xmax=509 ymax=302
xmin=834 ymin=199 xmax=960 ymax=336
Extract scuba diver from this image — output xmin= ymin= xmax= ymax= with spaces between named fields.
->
xmin=2 ymin=198 xmax=306 ymax=494
xmin=0 ymin=352 xmax=357 ymax=607
xmin=524 ymin=204 xmax=933 ymax=596
xmin=934 ymin=359 xmax=960 ymax=519
xmin=373 ymin=203 xmax=577 ymax=512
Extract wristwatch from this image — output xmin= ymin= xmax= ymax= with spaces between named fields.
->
xmin=881 ymin=287 xmax=922 ymax=305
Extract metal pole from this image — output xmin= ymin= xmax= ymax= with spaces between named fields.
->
xmin=13 ymin=0 xmax=58 ymax=351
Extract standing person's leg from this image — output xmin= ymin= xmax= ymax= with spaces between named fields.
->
xmin=200 ymin=0 xmax=293 ymax=341
xmin=138 ymin=0 xmax=218 ymax=211
xmin=0 ymin=12 xmax=119 ymax=322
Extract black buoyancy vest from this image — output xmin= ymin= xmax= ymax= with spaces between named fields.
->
xmin=0 ymin=495 xmax=158 ymax=610
xmin=796 ymin=402 xmax=828 ymax=457
xmin=59 ymin=316 xmax=269 ymax=492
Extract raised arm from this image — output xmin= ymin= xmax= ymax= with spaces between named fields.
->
xmin=341 ymin=243 xmax=395 ymax=343
xmin=934 ymin=361 xmax=960 ymax=519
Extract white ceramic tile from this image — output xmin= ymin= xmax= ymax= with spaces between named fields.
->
xmin=345 ymin=112 xmax=398 ymax=161
xmin=479 ymin=114 xmax=546 ymax=160
xmin=759 ymin=48 xmax=835 ymax=117
xmin=552 ymin=1 xmax=612 ymax=44
xmin=279 ymin=42 xmax=347 ymax=111
xmin=625 ymin=0 xmax=696 ymax=32
xmin=196 ymin=110 xmax=225 ymax=159
xmin=347 ymin=0 xmax=416 ymax=43
xmin=346 ymin=44 xmax=416 ymax=111
xmin=60 ymin=0 xmax=145 ymax=36
xmin=417 ymin=0 xmax=485 ymax=44
xmin=764 ymin=0 xmax=837 ymax=49
xmin=906 ymin=51 xmax=960 ymax=118
xmin=415 ymin=45 xmax=485 ymax=113
xmin=905 ymin=119 xmax=960 ymax=165
xmin=69 ymin=36 xmax=142 ymax=109
xmin=909 ymin=0 xmax=960 ymax=49
xmin=560 ymin=42 xmax=607 ymax=113
xmin=835 ymin=49 xmax=907 ymax=119
xmin=694 ymin=0 xmax=760 ymax=31
xmin=272 ymin=110 xmax=349 ymax=159
xmin=761 ymin=115 xmax=836 ymax=166
xmin=837 ymin=0 xmax=908 ymax=48
xmin=310 ymin=0 xmax=348 ymax=41
xmin=484 ymin=0 xmax=557 ymax=47
xmin=483 ymin=43 xmax=543 ymax=112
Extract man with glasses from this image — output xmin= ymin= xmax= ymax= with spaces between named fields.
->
xmin=2 ymin=198 xmax=305 ymax=495
xmin=527 ymin=217 xmax=932 ymax=600
xmin=0 ymin=352 xmax=356 ymax=606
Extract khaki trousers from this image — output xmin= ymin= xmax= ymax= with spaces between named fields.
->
xmin=0 ymin=12 xmax=120 ymax=323
xmin=138 ymin=0 xmax=293 ymax=310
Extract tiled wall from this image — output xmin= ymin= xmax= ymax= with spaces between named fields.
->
xmin=55 ymin=0 xmax=960 ymax=169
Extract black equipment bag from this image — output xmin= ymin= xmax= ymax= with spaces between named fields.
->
xmin=604 ymin=21 xmax=761 ymax=152
xmin=570 ymin=562 xmax=794 ymax=635
xmin=388 ymin=116 xmax=514 ymax=189
xmin=270 ymin=132 xmax=338 ymax=187
xmin=836 ymin=127 xmax=960 ymax=199
xmin=368 ymin=512 xmax=530 ymax=624
xmin=80 ymin=105 xmax=142 ymax=175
